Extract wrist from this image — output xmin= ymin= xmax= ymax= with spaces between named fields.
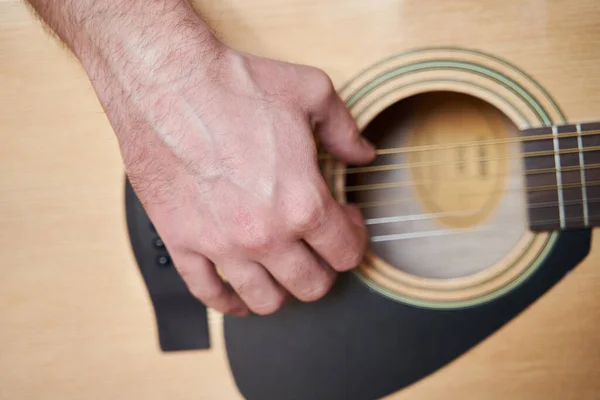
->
xmin=72 ymin=2 xmax=222 ymax=88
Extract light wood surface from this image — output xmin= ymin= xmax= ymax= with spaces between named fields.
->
xmin=1 ymin=0 xmax=599 ymax=399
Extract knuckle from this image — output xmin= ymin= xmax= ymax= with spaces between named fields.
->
xmin=231 ymin=274 xmax=254 ymax=297
xmin=288 ymin=192 xmax=326 ymax=233
xmin=347 ymin=123 xmax=360 ymax=140
xmin=164 ymin=229 xmax=189 ymax=253
xmin=207 ymin=237 xmax=231 ymax=257
xmin=237 ymin=229 xmax=275 ymax=253
xmin=194 ymin=283 xmax=227 ymax=304
xmin=189 ymin=284 xmax=241 ymax=315
xmin=175 ymin=263 xmax=192 ymax=282
xmin=229 ymin=270 xmax=261 ymax=298
xmin=172 ymin=258 xmax=197 ymax=284
xmin=232 ymin=209 xmax=276 ymax=253
xmin=313 ymin=68 xmax=334 ymax=88
xmin=334 ymin=248 xmax=364 ymax=271
xmin=230 ymin=272 xmax=285 ymax=315
xmin=291 ymin=206 xmax=323 ymax=233
xmin=310 ymin=68 xmax=335 ymax=105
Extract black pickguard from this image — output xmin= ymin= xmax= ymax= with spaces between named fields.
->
xmin=125 ymin=177 xmax=591 ymax=399
xmin=125 ymin=179 xmax=210 ymax=351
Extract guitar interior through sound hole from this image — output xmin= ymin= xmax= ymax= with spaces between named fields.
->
xmin=346 ymin=91 xmax=527 ymax=280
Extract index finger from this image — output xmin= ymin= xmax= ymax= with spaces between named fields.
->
xmin=303 ymin=199 xmax=369 ymax=272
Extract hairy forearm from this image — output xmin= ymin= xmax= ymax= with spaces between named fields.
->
xmin=27 ymin=0 xmax=373 ymax=318
xmin=26 ymin=0 xmax=228 ymax=153
xmin=26 ymin=0 xmax=223 ymax=97
xmin=27 ymin=0 xmax=219 ymax=62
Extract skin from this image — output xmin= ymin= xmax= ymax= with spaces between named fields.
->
xmin=26 ymin=0 xmax=376 ymax=316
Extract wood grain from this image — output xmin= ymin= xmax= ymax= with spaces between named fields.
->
xmin=1 ymin=0 xmax=600 ymax=399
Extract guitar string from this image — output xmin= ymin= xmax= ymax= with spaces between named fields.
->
xmin=346 ymin=181 xmax=600 ymax=227
xmin=179 ymin=129 xmax=600 ymax=311
xmin=340 ymin=169 xmax=600 ymax=220
xmin=356 ymin=197 xmax=600 ymax=214
xmin=339 ymin=152 xmax=600 ymax=176
xmin=329 ymin=145 xmax=600 ymax=177
xmin=321 ymin=128 xmax=600 ymax=238
xmin=345 ymin=182 xmax=599 ymax=232
xmin=348 ymin=188 xmax=599 ymax=243
xmin=366 ymin=214 xmax=590 ymax=243
xmin=355 ymin=195 xmax=600 ymax=211
xmin=317 ymin=127 xmax=600 ymax=159
xmin=360 ymin=196 xmax=600 ymax=226
xmin=342 ymin=163 xmax=600 ymax=189
xmin=341 ymin=173 xmax=599 ymax=240
xmin=321 ymin=146 xmax=600 ymax=192
xmin=344 ymin=178 xmax=600 ymax=194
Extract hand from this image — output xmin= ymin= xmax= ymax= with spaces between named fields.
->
xmin=126 ymin=45 xmax=375 ymax=315
xmin=26 ymin=0 xmax=375 ymax=316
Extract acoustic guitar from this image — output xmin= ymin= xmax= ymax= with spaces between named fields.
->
xmin=1 ymin=0 xmax=599 ymax=399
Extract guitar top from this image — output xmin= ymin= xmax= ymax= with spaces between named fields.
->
xmin=1 ymin=0 xmax=600 ymax=399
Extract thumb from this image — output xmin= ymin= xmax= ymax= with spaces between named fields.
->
xmin=309 ymin=83 xmax=376 ymax=165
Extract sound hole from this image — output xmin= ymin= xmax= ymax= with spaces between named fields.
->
xmin=347 ymin=92 xmax=527 ymax=279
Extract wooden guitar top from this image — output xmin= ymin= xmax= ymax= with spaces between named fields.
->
xmin=1 ymin=0 xmax=599 ymax=398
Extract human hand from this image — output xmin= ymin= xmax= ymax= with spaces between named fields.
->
xmin=27 ymin=0 xmax=375 ymax=316
xmin=124 ymin=45 xmax=376 ymax=315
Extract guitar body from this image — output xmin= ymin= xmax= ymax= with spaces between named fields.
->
xmin=1 ymin=0 xmax=600 ymax=399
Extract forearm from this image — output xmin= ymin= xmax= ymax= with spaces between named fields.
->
xmin=26 ymin=0 xmax=229 ymax=159
xmin=26 ymin=0 xmax=223 ymax=95
xmin=27 ymin=0 xmax=373 ymax=319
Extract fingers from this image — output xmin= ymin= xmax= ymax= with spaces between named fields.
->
xmin=343 ymin=203 xmax=365 ymax=226
xmin=316 ymin=97 xmax=376 ymax=165
xmin=219 ymin=261 xmax=287 ymax=315
xmin=261 ymin=241 xmax=336 ymax=302
xmin=303 ymin=199 xmax=369 ymax=272
xmin=306 ymin=71 xmax=376 ymax=165
xmin=173 ymin=253 xmax=249 ymax=316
